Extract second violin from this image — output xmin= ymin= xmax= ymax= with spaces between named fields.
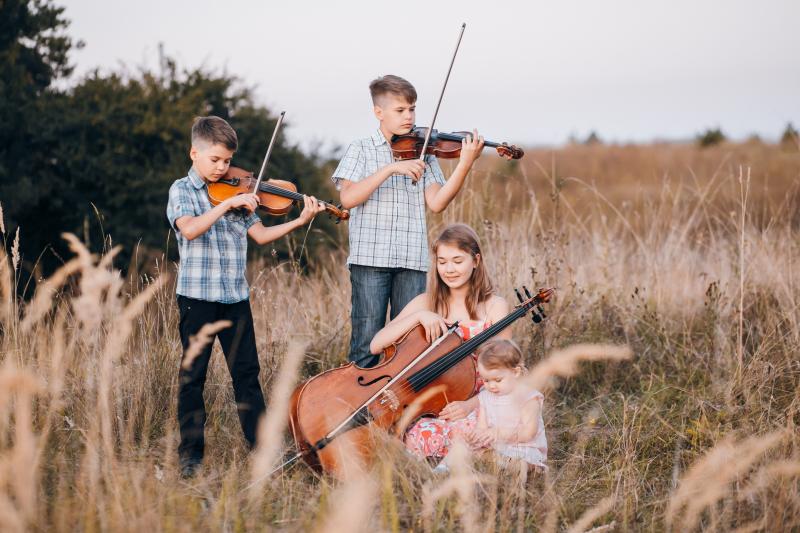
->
xmin=391 ymin=126 xmax=524 ymax=161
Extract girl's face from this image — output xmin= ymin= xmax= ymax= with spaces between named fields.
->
xmin=436 ymin=243 xmax=478 ymax=290
xmin=477 ymin=362 xmax=521 ymax=395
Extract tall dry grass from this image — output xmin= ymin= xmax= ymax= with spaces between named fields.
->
xmin=0 ymin=141 xmax=798 ymax=531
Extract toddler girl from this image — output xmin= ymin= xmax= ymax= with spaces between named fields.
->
xmin=463 ymin=339 xmax=547 ymax=469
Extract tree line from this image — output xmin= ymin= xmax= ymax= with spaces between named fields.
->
xmin=1 ymin=0 xmax=340 ymax=291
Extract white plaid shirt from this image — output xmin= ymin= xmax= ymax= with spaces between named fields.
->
xmin=331 ymin=129 xmax=446 ymax=271
xmin=166 ymin=168 xmax=261 ymax=303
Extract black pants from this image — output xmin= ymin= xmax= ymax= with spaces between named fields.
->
xmin=177 ymin=296 xmax=266 ymax=463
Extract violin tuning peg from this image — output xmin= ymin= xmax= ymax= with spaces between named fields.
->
xmin=537 ymin=304 xmax=547 ymax=319
xmin=531 ymin=312 xmax=542 ymax=324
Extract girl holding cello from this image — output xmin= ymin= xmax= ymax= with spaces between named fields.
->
xmin=369 ymin=223 xmax=512 ymax=461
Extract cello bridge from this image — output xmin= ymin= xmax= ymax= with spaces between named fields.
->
xmin=379 ymin=390 xmax=400 ymax=411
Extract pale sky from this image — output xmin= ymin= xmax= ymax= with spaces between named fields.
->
xmin=64 ymin=0 xmax=799 ymax=151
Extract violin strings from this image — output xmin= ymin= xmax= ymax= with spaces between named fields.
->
xmin=257 ymin=182 xmax=343 ymax=218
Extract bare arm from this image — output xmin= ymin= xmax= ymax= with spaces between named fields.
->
xmin=247 ymin=195 xmax=324 ymax=245
xmin=424 ymin=130 xmax=484 ymax=213
xmin=339 ymin=160 xmax=425 ymax=209
xmin=369 ymin=293 xmax=446 ymax=354
xmin=175 ymin=193 xmax=260 ymax=240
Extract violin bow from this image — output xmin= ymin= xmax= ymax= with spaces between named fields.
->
xmin=414 ymin=22 xmax=467 ymax=185
xmin=252 ymin=110 xmax=286 ymax=194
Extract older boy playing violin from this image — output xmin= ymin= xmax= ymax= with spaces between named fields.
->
xmin=332 ymin=75 xmax=485 ymax=369
xmin=167 ymin=116 xmax=324 ymax=477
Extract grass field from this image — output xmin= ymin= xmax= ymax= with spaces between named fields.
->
xmin=1 ymin=140 xmax=799 ymax=531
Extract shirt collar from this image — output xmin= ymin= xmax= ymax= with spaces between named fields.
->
xmin=371 ymin=129 xmax=389 ymax=147
xmin=188 ymin=167 xmax=206 ymax=189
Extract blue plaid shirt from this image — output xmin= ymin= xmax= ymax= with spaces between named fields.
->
xmin=331 ymin=129 xmax=446 ymax=271
xmin=166 ymin=168 xmax=261 ymax=303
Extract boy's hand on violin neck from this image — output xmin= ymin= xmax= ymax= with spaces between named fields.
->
xmin=297 ymin=195 xmax=325 ymax=224
xmin=391 ymin=159 xmax=426 ymax=182
xmin=224 ymin=193 xmax=259 ymax=213
xmin=458 ymin=129 xmax=484 ymax=166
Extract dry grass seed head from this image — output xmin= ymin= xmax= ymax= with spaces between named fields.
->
xmin=21 ymin=254 xmax=83 ymax=333
xmin=666 ymin=431 xmax=786 ymax=530
xmin=181 ymin=320 xmax=233 ymax=371
xmin=11 ymin=227 xmax=19 ymax=272
xmin=422 ymin=440 xmax=485 ymax=533
xmin=315 ymin=473 xmax=378 ymax=533
xmin=565 ymin=495 xmax=615 ymax=533
xmin=524 ymin=344 xmax=633 ymax=392
xmin=248 ymin=340 xmax=307 ymax=494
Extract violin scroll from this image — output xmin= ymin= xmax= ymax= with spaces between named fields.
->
xmin=496 ymin=143 xmax=524 ymax=160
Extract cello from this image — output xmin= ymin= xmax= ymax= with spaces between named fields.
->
xmin=287 ymin=287 xmax=553 ymax=477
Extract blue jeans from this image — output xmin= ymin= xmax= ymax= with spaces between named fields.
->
xmin=349 ymin=265 xmax=427 ymax=368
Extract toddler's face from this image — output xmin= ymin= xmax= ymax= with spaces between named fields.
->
xmin=436 ymin=243 xmax=478 ymax=290
xmin=477 ymin=362 xmax=521 ymax=396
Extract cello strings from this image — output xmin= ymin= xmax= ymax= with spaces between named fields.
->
xmin=362 ymin=301 xmax=541 ymax=419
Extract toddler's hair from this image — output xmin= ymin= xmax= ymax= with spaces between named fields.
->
xmin=476 ymin=339 xmax=524 ymax=370
xmin=369 ymin=75 xmax=417 ymax=105
xmin=191 ymin=116 xmax=237 ymax=151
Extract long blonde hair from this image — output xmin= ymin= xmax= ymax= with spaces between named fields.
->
xmin=427 ymin=224 xmax=494 ymax=320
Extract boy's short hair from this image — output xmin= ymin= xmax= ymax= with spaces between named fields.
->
xmin=191 ymin=116 xmax=238 ymax=151
xmin=369 ymin=75 xmax=417 ymax=105
xmin=476 ymin=339 xmax=524 ymax=370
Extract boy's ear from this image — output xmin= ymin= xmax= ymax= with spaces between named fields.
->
xmin=189 ymin=146 xmax=198 ymax=161
xmin=373 ymin=104 xmax=384 ymax=121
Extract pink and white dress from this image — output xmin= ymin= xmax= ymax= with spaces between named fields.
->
xmin=477 ymin=387 xmax=547 ymax=468
xmin=403 ymin=320 xmax=487 ymax=458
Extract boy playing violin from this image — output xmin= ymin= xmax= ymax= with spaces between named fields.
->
xmin=166 ymin=116 xmax=324 ymax=477
xmin=332 ymin=75 xmax=485 ymax=369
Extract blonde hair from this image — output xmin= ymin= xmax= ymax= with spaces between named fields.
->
xmin=476 ymin=339 xmax=524 ymax=370
xmin=427 ymin=223 xmax=494 ymax=320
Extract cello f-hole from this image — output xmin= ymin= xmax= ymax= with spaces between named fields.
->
xmin=357 ymin=374 xmax=392 ymax=387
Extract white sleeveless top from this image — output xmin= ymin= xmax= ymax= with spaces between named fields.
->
xmin=478 ymin=387 xmax=547 ymax=468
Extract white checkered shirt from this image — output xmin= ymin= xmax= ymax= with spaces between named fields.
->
xmin=331 ymin=129 xmax=446 ymax=271
xmin=166 ymin=168 xmax=261 ymax=303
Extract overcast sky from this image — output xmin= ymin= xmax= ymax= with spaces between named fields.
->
xmin=63 ymin=0 xmax=799 ymax=151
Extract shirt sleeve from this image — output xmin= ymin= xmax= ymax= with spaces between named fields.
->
xmin=244 ymin=211 xmax=261 ymax=229
xmin=527 ymin=390 xmax=545 ymax=405
xmin=422 ymin=154 xmax=446 ymax=189
xmin=331 ymin=141 xmax=366 ymax=190
xmin=166 ymin=182 xmax=196 ymax=231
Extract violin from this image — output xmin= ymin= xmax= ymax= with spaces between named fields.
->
xmin=207 ymin=166 xmax=349 ymax=222
xmin=286 ymin=287 xmax=553 ymax=478
xmin=391 ymin=126 xmax=524 ymax=161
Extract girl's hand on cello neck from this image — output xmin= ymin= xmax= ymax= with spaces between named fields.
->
xmin=417 ymin=310 xmax=448 ymax=343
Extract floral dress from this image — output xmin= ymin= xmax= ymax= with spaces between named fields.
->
xmin=403 ymin=320 xmax=488 ymax=458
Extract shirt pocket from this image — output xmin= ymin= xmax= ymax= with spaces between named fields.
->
xmin=223 ymin=214 xmax=249 ymax=239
